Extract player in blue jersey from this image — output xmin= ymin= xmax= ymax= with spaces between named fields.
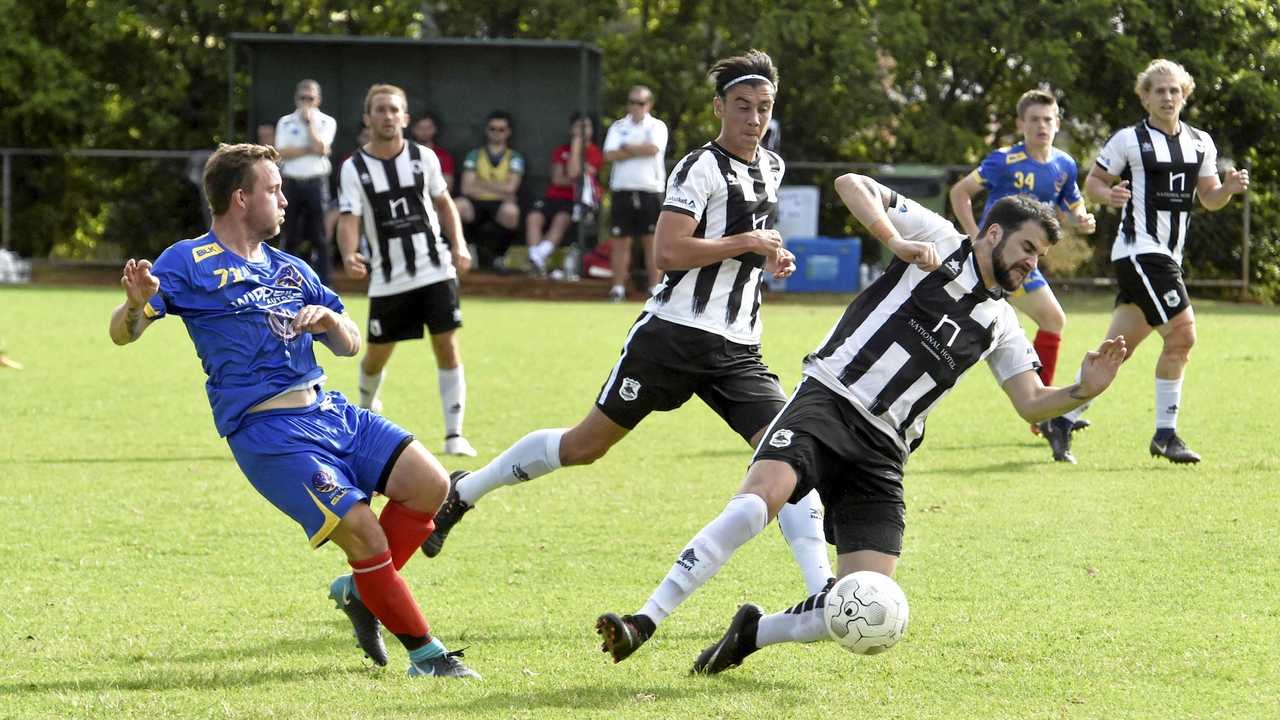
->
xmin=107 ymin=143 xmax=480 ymax=680
xmin=950 ymin=89 xmax=1097 ymax=451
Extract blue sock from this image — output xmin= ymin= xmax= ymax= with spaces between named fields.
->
xmin=409 ymin=637 xmax=447 ymax=664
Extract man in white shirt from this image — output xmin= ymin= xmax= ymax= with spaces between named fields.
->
xmin=276 ymin=79 xmax=338 ymax=283
xmin=602 ymin=86 xmax=668 ymax=301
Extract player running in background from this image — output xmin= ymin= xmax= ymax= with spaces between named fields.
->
xmin=108 ymin=143 xmax=479 ymax=680
xmin=950 ymin=89 xmax=1097 ymax=450
xmin=421 ymin=49 xmax=835 ymax=599
xmin=1047 ymin=59 xmax=1248 ymax=464
xmin=597 ymin=175 xmax=1127 ymax=671
xmin=338 ymin=84 xmax=477 ymax=458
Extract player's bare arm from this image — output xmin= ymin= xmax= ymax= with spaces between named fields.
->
xmin=1070 ymin=202 xmax=1097 ymax=234
xmin=433 ymin=192 xmax=470 ymax=275
xmin=653 ymin=210 xmax=782 ymax=271
xmin=1196 ymin=167 xmax=1250 ymax=211
xmin=834 ymin=173 xmax=940 ymax=271
xmin=1001 ymin=336 xmax=1128 ymax=422
xmin=1085 ymin=167 xmax=1131 ymax=208
xmin=108 ymin=258 xmax=159 ymax=345
xmin=293 ymin=306 xmax=360 ymax=357
xmin=948 ymin=171 xmax=985 ymax=240
xmin=337 ymin=213 xmax=367 ymax=279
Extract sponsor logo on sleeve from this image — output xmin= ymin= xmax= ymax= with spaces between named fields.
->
xmin=192 ymin=242 xmax=223 ymax=263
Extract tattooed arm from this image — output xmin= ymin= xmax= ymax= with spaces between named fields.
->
xmin=109 ymin=259 xmax=159 ymax=345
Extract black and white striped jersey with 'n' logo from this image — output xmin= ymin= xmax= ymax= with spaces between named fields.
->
xmin=803 ymin=194 xmax=1040 ymax=455
xmin=1096 ymin=119 xmax=1218 ymax=265
xmin=643 ymin=141 xmax=784 ymax=346
xmin=338 ymin=141 xmax=454 ymax=298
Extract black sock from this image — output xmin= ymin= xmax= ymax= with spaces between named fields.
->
xmin=629 ymin=613 xmax=657 ymax=640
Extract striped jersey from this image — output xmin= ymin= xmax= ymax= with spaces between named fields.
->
xmin=1095 ymin=119 xmax=1218 ymax=264
xmin=644 ymin=141 xmax=784 ymax=345
xmin=803 ymin=193 xmax=1039 ymax=455
xmin=338 ymin=141 xmax=455 ymax=297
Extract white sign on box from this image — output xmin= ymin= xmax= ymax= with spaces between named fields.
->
xmin=776 ymin=186 xmax=820 ymax=240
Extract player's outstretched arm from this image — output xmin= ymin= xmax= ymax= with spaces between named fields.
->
xmin=1001 ymin=336 xmax=1127 ymax=423
xmin=293 ymin=307 xmax=361 ymax=357
xmin=1084 ymin=167 xmax=1130 ymax=209
xmin=834 ymin=173 xmax=939 ymax=271
xmin=1197 ymin=167 xmax=1250 ymax=211
xmin=948 ymin=171 xmax=984 ymax=241
xmin=108 ymin=259 xmax=159 ymax=346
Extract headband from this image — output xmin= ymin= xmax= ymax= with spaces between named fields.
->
xmin=722 ymin=74 xmax=776 ymax=92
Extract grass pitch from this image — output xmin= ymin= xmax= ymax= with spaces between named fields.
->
xmin=1 ymin=285 xmax=1277 ymax=719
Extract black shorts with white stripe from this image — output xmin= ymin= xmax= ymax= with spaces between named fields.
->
xmin=753 ymin=378 xmax=907 ymax=556
xmin=594 ymin=313 xmax=785 ymax=439
xmin=1113 ymin=253 xmax=1190 ymax=327
xmin=367 ymin=279 xmax=462 ymax=342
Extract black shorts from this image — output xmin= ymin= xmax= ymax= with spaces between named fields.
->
xmin=471 ymin=199 xmax=508 ymax=226
xmin=531 ymin=197 xmax=576 ymax=219
xmin=753 ymin=378 xmax=908 ymax=556
xmin=609 ymin=190 xmax=662 ymax=238
xmin=594 ymin=314 xmax=785 ymax=441
xmin=367 ymin=280 xmax=462 ymax=343
xmin=1113 ymin=253 xmax=1190 ymax=327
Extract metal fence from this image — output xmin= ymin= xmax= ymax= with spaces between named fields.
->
xmin=0 ymin=149 xmax=1259 ymax=299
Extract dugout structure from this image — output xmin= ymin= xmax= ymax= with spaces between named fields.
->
xmin=228 ymin=34 xmax=602 ymax=202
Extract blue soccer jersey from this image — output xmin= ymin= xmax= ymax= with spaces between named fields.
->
xmin=976 ymin=142 xmax=1084 ymax=223
xmin=144 ymin=232 xmax=344 ymax=436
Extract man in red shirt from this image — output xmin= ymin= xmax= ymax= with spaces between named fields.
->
xmin=411 ymin=113 xmax=456 ymax=195
xmin=527 ymin=112 xmax=603 ymax=274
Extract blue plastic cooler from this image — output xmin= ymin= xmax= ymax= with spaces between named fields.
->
xmin=782 ymin=237 xmax=862 ymax=293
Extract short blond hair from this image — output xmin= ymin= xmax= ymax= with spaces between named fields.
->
xmin=1135 ymin=59 xmax=1195 ymax=99
xmin=363 ymin=83 xmax=408 ymax=114
xmin=203 ymin=143 xmax=281 ymax=217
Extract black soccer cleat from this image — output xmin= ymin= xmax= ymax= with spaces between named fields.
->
xmin=421 ymin=470 xmax=474 ymax=558
xmin=1150 ymin=433 xmax=1201 ymax=464
xmin=407 ymin=648 xmax=482 ymax=679
xmin=1039 ymin=416 xmax=1076 ymax=464
xmin=328 ymin=575 xmax=389 ymax=667
xmin=691 ymin=603 xmax=763 ymax=676
xmin=1071 ymin=418 xmax=1091 ymax=433
xmin=596 ymin=612 xmax=652 ymax=664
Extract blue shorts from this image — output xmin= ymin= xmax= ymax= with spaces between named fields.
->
xmin=227 ymin=390 xmax=413 ymax=548
xmin=1012 ymin=267 xmax=1049 ymax=298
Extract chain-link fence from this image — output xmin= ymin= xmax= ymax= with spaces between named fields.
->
xmin=1 ymin=149 xmax=1272 ymax=300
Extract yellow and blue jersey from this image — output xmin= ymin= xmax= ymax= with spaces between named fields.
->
xmin=976 ymin=142 xmax=1083 ymax=224
xmin=145 ymin=231 xmax=343 ymax=437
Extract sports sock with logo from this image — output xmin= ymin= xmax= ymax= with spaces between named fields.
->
xmin=639 ymin=493 xmax=768 ymax=626
xmin=776 ymin=489 xmax=833 ymax=594
xmin=756 ymin=588 xmax=832 ymax=647
xmin=1033 ymin=329 xmax=1061 ymax=385
xmin=455 ymin=428 xmax=565 ymax=506
xmin=1155 ymin=377 xmax=1182 ymax=432
xmin=438 ymin=365 xmax=466 ymax=437
xmin=359 ymin=369 xmax=385 ymax=409
xmin=350 ymin=549 xmax=431 ymax=650
xmin=379 ymin=501 xmax=436 ymax=571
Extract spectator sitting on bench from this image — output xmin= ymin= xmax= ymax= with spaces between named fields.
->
xmin=527 ymin=111 xmax=603 ymax=275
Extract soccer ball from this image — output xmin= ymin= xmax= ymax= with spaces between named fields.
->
xmin=824 ymin=571 xmax=909 ymax=655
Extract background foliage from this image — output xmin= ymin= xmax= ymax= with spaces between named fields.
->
xmin=2 ymin=0 xmax=1277 ymax=298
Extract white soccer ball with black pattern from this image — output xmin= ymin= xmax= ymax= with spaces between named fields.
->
xmin=824 ymin=571 xmax=909 ymax=655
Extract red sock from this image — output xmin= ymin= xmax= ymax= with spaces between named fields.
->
xmin=1033 ymin=330 xmax=1062 ymax=386
xmin=350 ymin=549 xmax=430 ymax=641
xmin=379 ymin=501 xmax=436 ymax=571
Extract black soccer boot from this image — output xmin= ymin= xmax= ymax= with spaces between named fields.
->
xmin=691 ymin=603 xmax=763 ymax=675
xmin=328 ymin=574 xmax=389 ymax=666
xmin=595 ymin=612 xmax=655 ymax=664
xmin=1070 ymin=418 xmax=1092 ymax=433
xmin=1038 ymin=416 xmax=1076 ymax=464
xmin=1150 ymin=432 xmax=1201 ymax=464
xmin=421 ymin=470 xmax=474 ymax=558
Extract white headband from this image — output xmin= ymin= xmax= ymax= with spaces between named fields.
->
xmin=722 ymin=74 xmax=776 ymax=92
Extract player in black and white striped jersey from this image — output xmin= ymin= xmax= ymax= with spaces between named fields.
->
xmin=1045 ymin=59 xmax=1249 ymax=465
xmin=422 ymin=50 xmax=835 ymax=606
xmin=596 ymin=174 xmax=1129 ymax=671
xmin=337 ymin=84 xmax=477 ymax=458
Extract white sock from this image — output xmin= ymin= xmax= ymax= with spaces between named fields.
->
xmin=638 ymin=494 xmax=768 ymax=626
xmin=438 ymin=365 xmax=466 ymax=437
xmin=756 ymin=588 xmax=833 ymax=647
xmin=610 ymin=283 xmax=625 ymax=294
xmin=455 ymin=428 xmax=564 ymax=506
xmin=1155 ymin=377 xmax=1183 ymax=430
xmin=535 ymin=239 xmax=554 ymax=259
xmin=776 ymin=489 xmax=833 ymax=594
xmin=358 ymin=369 xmax=385 ymax=409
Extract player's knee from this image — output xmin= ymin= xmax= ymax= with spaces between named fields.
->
xmin=333 ymin=505 xmax=390 ymax=559
xmin=1162 ymin=324 xmax=1196 ymax=360
xmin=1043 ymin=306 xmax=1066 ymax=334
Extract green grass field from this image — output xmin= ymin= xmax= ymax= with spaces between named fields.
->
xmin=2 ymin=285 xmax=1278 ymax=719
